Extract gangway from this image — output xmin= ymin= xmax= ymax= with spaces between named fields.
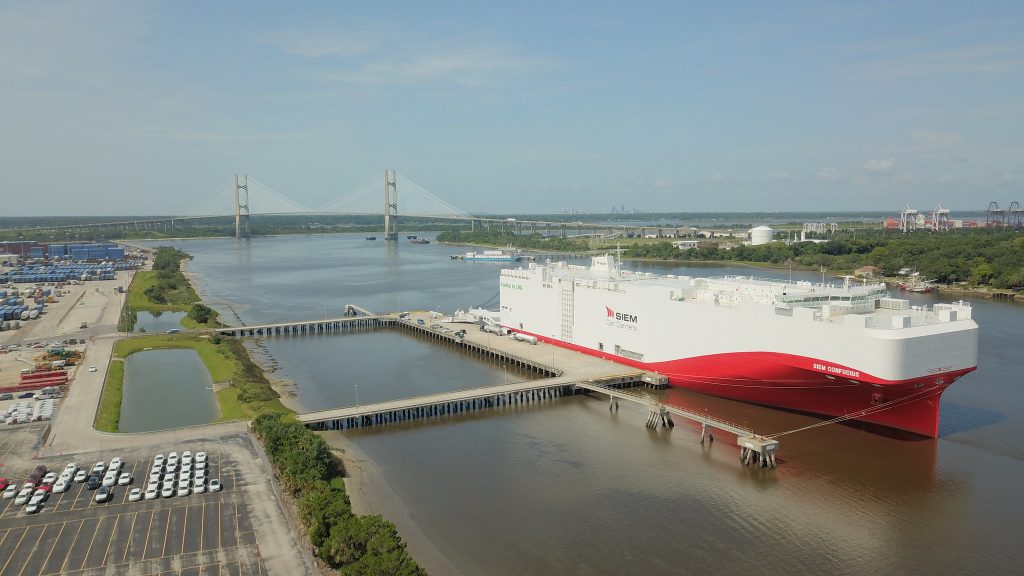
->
xmin=575 ymin=381 xmax=779 ymax=468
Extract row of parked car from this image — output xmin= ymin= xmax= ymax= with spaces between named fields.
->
xmin=0 ymin=451 xmax=222 ymax=514
xmin=140 ymin=450 xmax=221 ymax=501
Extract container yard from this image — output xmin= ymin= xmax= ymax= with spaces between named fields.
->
xmin=0 ymin=249 xmax=144 ymax=339
xmin=0 ymin=241 xmax=128 ymax=262
xmin=0 ymin=266 xmax=135 ymax=347
xmin=0 ymin=260 xmax=143 ymax=284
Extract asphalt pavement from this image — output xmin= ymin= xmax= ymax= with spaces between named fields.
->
xmin=0 ymin=450 xmax=264 ymax=576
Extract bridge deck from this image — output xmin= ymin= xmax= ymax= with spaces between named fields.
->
xmin=297 ymin=372 xmax=641 ymax=424
xmin=574 ymin=381 xmax=754 ymax=437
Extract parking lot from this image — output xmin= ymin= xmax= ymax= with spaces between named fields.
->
xmin=0 ymin=451 xmax=266 ymax=576
xmin=0 ymin=423 xmax=46 ymax=472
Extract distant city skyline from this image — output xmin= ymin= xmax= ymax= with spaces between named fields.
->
xmin=2 ymin=0 xmax=1022 ymax=216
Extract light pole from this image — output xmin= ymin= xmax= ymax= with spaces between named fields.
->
xmin=502 ymin=365 xmax=507 ymax=386
xmin=355 ymin=384 xmax=360 ymax=414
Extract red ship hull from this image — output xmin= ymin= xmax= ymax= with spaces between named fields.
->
xmin=508 ymin=328 xmax=974 ymax=438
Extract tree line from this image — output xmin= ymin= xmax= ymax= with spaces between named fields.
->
xmin=252 ymin=413 xmax=426 ymax=575
xmin=626 ymin=229 xmax=1024 ymax=288
xmin=437 ymin=229 xmax=593 ymax=252
xmin=438 ymin=227 xmax=1024 ymax=289
xmin=144 ymin=247 xmax=198 ymax=304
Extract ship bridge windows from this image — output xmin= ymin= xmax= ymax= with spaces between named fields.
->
xmin=775 ymin=293 xmax=878 ymax=311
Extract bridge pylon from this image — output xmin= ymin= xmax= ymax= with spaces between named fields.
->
xmin=235 ymin=174 xmax=251 ymax=239
xmin=383 ymin=170 xmax=398 ymax=240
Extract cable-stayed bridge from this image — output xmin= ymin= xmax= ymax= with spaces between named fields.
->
xmin=4 ymin=171 xmax=647 ymax=239
xmin=112 ymin=170 xmax=480 ymax=239
xmin=184 ymin=171 xmax=477 ymax=238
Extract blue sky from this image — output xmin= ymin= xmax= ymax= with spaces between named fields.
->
xmin=2 ymin=0 xmax=1022 ymax=215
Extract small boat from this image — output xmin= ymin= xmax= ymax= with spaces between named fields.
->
xmin=451 ymin=246 xmax=521 ymax=261
xmin=897 ymin=272 xmax=936 ymax=293
xmin=365 ymin=236 xmax=377 ymax=240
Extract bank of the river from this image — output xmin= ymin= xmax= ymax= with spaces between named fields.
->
xmin=121 ymin=246 xmax=223 ymax=332
xmin=320 ymin=431 xmax=462 ymax=575
xmin=440 ymin=239 xmax=1023 ymax=302
xmin=252 ymin=414 xmax=428 ymax=575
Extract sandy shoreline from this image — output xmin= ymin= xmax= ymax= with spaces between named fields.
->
xmin=244 ymin=342 xmax=459 ymax=573
xmin=320 ymin=432 xmax=463 ymax=576
xmin=241 ymin=340 xmax=460 ymax=574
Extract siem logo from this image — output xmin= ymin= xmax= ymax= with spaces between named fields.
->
xmin=605 ymin=306 xmax=638 ymax=323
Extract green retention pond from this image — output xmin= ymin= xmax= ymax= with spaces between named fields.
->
xmin=118 ymin=349 xmax=219 ymax=432
xmin=132 ymin=311 xmax=187 ymax=333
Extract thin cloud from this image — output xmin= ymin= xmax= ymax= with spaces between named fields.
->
xmin=911 ymin=129 xmax=962 ymax=146
xmin=261 ymin=27 xmax=382 ymax=58
xmin=263 ymin=23 xmax=557 ymax=87
xmin=111 ymin=128 xmax=302 ymax=143
xmin=816 ymin=167 xmax=840 ymax=182
xmin=863 ymin=158 xmax=895 ymax=172
xmin=327 ymin=40 xmax=557 ymax=87
xmin=845 ymin=43 xmax=1024 ymax=82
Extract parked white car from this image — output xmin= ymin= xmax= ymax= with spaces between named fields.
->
xmin=15 ymin=488 xmax=33 ymax=505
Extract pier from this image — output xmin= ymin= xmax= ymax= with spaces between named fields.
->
xmin=224 ymin=306 xmax=780 ymax=467
xmin=298 ymin=372 xmax=643 ymax=429
xmin=214 ymin=305 xmax=389 ymax=337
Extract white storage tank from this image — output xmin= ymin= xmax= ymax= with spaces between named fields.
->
xmin=749 ymin=226 xmax=775 ymax=246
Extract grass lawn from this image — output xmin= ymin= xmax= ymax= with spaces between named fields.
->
xmin=126 ymin=270 xmax=199 ymax=313
xmin=95 ymin=360 xmax=124 ymax=433
xmin=98 ymin=334 xmax=289 ymax=432
xmin=216 ymin=386 xmax=286 ymax=421
xmin=113 ymin=335 xmax=235 ymax=381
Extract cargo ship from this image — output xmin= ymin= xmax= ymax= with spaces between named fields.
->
xmin=499 ymin=256 xmax=978 ymax=437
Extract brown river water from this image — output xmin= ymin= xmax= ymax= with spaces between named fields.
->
xmin=146 ymin=235 xmax=1023 ymax=575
